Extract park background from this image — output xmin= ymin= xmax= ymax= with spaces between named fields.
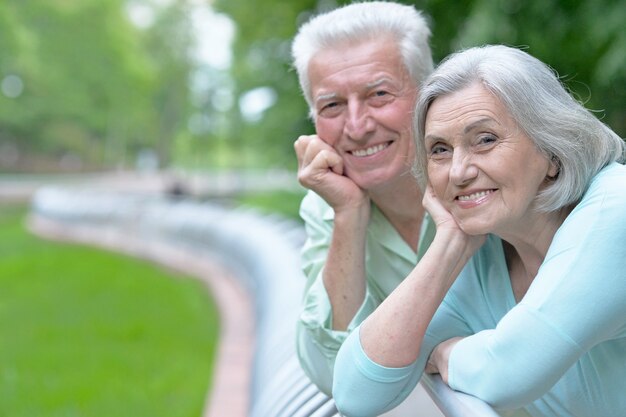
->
xmin=1 ymin=0 xmax=624 ymax=174
xmin=1 ymin=1 xmax=625 ymax=416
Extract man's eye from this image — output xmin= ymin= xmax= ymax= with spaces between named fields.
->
xmin=369 ymin=90 xmax=393 ymax=107
xmin=371 ymin=90 xmax=393 ymax=101
xmin=318 ymin=102 xmax=342 ymax=117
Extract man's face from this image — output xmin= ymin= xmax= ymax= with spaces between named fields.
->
xmin=307 ymin=37 xmax=418 ymax=192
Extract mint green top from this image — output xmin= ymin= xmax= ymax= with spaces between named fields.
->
xmin=333 ymin=162 xmax=626 ymax=417
xmin=296 ymin=190 xmax=435 ymax=395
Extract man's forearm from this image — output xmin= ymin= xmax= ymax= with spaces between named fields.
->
xmin=323 ymin=203 xmax=370 ymax=330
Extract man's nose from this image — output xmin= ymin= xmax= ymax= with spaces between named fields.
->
xmin=343 ymin=102 xmax=374 ymax=140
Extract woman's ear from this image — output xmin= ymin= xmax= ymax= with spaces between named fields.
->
xmin=547 ymin=155 xmax=560 ymax=179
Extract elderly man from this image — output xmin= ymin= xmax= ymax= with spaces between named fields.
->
xmin=291 ymin=1 xmax=436 ymax=396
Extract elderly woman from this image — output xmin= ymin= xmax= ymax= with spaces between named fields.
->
xmin=333 ymin=45 xmax=626 ymax=417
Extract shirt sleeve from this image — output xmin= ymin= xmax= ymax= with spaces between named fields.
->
xmin=447 ymin=164 xmax=626 ymax=409
xmin=332 ymin=325 xmax=427 ymax=417
xmin=297 ymin=270 xmax=381 ymax=395
xmin=296 ymin=191 xmax=381 ymax=395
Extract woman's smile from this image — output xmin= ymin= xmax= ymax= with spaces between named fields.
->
xmin=455 ymin=188 xmax=497 ymax=208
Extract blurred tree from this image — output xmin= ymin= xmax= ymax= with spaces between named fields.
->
xmin=0 ymin=0 xmax=196 ymax=172
xmin=214 ymin=0 xmax=625 ymax=170
xmin=1 ymin=0 xmax=622 ymax=172
xmin=141 ymin=0 xmax=195 ymax=168
xmin=432 ymin=0 xmax=626 ymax=136
xmin=213 ymin=0 xmax=318 ymax=170
xmin=0 ymin=0 xmax=156 ymax=170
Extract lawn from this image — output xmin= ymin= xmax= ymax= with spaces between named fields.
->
xmin=0 ymin=204 xmax=219 ymax=417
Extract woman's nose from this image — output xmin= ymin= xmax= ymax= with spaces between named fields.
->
xmin=449 ymin=150 xmax=478 ymax=186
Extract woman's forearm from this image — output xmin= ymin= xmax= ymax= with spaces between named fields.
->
xmin=359 ymin=228 xmax=480 ymax=367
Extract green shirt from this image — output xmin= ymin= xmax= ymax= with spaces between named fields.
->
xmin=296 ymin=190 xmax=435 ymax=395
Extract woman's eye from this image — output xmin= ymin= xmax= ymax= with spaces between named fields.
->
xmin=429 ymin=143 xmax=450 ymax=156
xmin=477 ymin=134 xmax=497 ymax=145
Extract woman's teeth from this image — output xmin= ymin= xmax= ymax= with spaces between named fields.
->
xmin=457 ymin=190 xmax=493 ymax=201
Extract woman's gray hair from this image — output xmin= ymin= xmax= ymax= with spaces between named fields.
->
xmin=414 ymin=45 xmax=625 ymax=212
xmin=291 ymin=1 xmax=433 ymax=117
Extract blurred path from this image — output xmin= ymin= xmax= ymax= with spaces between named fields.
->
xmin=0 ymin=171 xmax=167 ymax=202
xmin=0 ymin=168 xmax=299 ymax=202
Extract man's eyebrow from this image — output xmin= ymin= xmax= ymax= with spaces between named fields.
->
xmin=314 ymin=78 xmax=394 ymax=104
xmin=366 ymin=78 xmax=391 ymax=89
xmin=315 ymin=92 xmax=337 ymax=104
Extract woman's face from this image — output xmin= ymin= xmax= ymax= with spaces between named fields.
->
xmin=424 ymin=82 xmax=558 ymax=236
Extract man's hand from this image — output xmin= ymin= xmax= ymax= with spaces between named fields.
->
xmin=294 ymin=134 xmax=368 ymax=211
xmin=295 ymin=134 xmax=371 ymax=330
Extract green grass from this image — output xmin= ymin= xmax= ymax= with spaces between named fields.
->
xmin=0 ymin=205 xmax=219 ymax=417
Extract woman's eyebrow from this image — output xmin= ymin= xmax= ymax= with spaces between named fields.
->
xmin=463 ymin=117 xmax=496 ymax=134
xmin=424 ymin=117 xmax=497 ymax=142
xmin=424 ymin=133 xmax=445 ymax=144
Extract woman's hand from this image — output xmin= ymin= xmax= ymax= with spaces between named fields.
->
xmin=422 ymin=182 xmax=487 ymax=254
xmin=425 ymin=337 xmax=464 ymax=383
xmin=422 ymin=182 xmax=460 ymax=231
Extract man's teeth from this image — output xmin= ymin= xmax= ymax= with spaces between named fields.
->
xmin=458 ymin=190 xmax=493 ymax=201
xmin=352 ymin=143 xmax=388 ymax=157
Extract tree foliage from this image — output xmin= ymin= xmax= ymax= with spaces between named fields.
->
xmin=0 ymin=0 xmax=194 ymax=172
xmin=0 ymin=0 xmax=623 ymax=172
xmin=214 ymin=0 xmax=625 ymax=170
